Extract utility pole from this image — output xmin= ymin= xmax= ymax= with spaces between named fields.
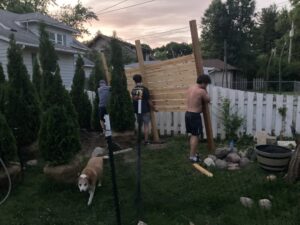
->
xmin=288 ymin=21 xmax=294 ymax=64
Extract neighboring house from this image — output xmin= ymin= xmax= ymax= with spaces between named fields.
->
xmin=125 ymin=58 xmax=240 ymax=88
xmin=87 ymin=33 xmax=152 ymax=65
xmin=0 ymin=10 xmax=93 ymax=88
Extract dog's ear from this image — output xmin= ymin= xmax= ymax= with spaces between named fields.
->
xmin=77 ymin=172 xmax=81 ymax=177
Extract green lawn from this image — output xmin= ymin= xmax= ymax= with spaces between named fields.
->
xmin=1 ymin=137 xmax=300 ymax=225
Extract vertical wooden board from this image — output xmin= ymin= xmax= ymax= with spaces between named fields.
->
xmin=265 ymin=94 xmax=273 ymax=134
xmin=237 ymin=90 xmax=245 ymax=134
xmin=256 ymin=93 xmax=264 ymax=133
xmin=246 ymin=92 xmax=255 ymax=135
xmin=180 ymin=111 xmax=186 ymax=134
xmin=211 ymin=86 xmax=219 ymax=138
xmin=173 ymin=112 xmax=180 ymax=134
xmin=166 ymin=112 xmax=172 ymax=135
xmin=296 ymin=96 xmax=300 ymax=133
xmin=285 ymin=95 xmax=294 ymax=137
xmin=275 ymin=95 xmax=284 ymax=136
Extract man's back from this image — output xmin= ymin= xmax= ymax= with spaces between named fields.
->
xmin=98 ymin=86 xmax=110 ymax=107
xmin=186 ymin=84 xmax=209 ymax=113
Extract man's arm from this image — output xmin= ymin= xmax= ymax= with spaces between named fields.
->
xmin=201 ymin=88 xmax=210 ymax=103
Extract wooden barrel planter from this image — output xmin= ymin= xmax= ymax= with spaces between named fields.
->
xmin=255 ymin=145 xmax=292 ymax=171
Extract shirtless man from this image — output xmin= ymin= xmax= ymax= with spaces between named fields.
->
xmin=185 ymin=74 xmax=211 ymax=162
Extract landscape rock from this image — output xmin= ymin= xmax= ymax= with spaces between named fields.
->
xmin=0 ymin=163 xmax=21 ymax=188
xmin=215 ymin=159 xmax=228 ymax=170
xmin=239 ymin=157 xmax=250 ymax=168
xmin=137 ymin=221 xmax=147 ymax=225
xmin=204 ymin=158 xmax=215 ymax=167
xmin=226 ymin=152 xmax=241 ymax=163
xmin=238 ymin=150 xmax=247 ymax=158
xmin=26 ymin=159 xmax=38 ymax=166
xmin=266 ymin=174 xmax=277 ymax=182
xmin=259 ymin=199 xmax=272 ymax=210
xmin=240 ymin=197 xmax=254 ymax=208
xmin=227 ymin=163 xmax=240 ymax=171
xmin=215 ymin=147 xmax=230 ymax=159
xmin=207 ymin=154 xmax=217 ymax=161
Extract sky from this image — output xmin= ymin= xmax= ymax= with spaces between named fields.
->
xmin=50 ymin=0 xmax=291 ymax=48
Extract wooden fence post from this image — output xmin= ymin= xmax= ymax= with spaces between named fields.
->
xmin=189 ymin=20 xmax=215 ymax=152
xmin=135 ymin=40 xmax=160 ymax=142
xmin=100 ymin=52 xmax=111 ymax=85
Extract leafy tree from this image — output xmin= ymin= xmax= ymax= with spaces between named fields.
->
xmin=109 ymin=38 xmax=135 ymax=131
xmin=70 ymin=55 xmax=92 ymax=129
xmin=5 ymin=34 xmax=40 ymax=170
xmin=54 ymin=1 xmax=98 ymax=36
xmin=32 ymin=58 xmax=42 ymax=98
xmin=153 ymin=42 xmax=192 ymax=59
xmin=0 ymin=113 xmax=17 ymax=164
xmin=0 ymin=0 xmax=56 ymax=14
xmin=39 ymin=105 xmax=80 ymax=165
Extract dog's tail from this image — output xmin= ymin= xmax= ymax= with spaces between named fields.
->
xmin=92 ymin=147 xmax=106 ymax=157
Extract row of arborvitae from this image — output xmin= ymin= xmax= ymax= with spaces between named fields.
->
xmin=0 ymin=25 xmax=135 ymax=169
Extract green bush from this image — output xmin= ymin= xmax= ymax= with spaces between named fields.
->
xmin=70 ymin=55 xmax=92 ymax=129
xmin=109 ymin=37 xmax=135 ymax=131
xmin=39 ymin=105 xmax=81 ymax=165
xmin=0 ymin=63 xmax=5 ymax=84
xmin=0 ymin=113 xmax=17 ymax=164
xmin=91 ymin=92 xmax=101 ymax=131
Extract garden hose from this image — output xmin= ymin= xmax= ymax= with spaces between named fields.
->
xmin=0 ymin=157 xmax=11 ymax=206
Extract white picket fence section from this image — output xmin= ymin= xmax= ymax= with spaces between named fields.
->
xmin=86 ymin=85 xmax=300 ymax=138
xmin=155 ymin=85 xmax=300 ymax=138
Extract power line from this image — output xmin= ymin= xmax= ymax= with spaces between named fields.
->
xmin=96 ymin=0 xmax=131 ymax=14
xmin=97 ymin=0 xmax=155 ymax=16
xmin=127 ymin=27 xmax=189 ymax=41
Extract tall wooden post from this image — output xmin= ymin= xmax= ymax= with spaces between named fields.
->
xmin=135 ymin=40 xmax=160 ymax=142
xmin=100 ymin=52 xmax=111 ymax=85
xmin=189 ymin=20 xmax=215 ymax=152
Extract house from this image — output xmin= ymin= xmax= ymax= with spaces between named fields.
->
xmin=125 ymin=58 xmax=240 ymax=88
xmin=0 ymin=10 xmax=93 ymax=88
xmin=87 ymin=33 xmax=152 ymax=65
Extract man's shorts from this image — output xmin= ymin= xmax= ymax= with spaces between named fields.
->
xmin=185 ymin=111 xmax=203 ymax=136
xmin=136 ymin=112 xmax=151 ymax=124
xmin=99 ymin=107 xmax=107 ymax=121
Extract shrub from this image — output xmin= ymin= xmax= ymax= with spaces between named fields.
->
xmin=39 ymin=105 xmax=80 ymax=165
xmin=0 ymin=113 xmax=17 ymax=164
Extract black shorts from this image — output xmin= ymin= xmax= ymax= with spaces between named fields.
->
xmin=185 ymin=111 xmax=203 ymax=136
xmin=99 ymin=107 xmax=107 ymax=121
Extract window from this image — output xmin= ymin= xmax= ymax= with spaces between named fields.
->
xmin=57 ymin=33 xmax=63 ymax=45
xmin=49 ymin=32 xmax=55 ymax=43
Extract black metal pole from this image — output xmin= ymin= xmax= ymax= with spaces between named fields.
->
xmin=104 ymin=114 xmax=122 ymax=225
xmin=136 ymin=99 xmax=142 ymax=219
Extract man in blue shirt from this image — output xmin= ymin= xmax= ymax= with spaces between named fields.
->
xmin=98 ymin=80 xmax=110 ymax=131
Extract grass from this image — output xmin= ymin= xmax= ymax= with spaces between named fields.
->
xmin=1 ymin=136 xmax=300 ymax=225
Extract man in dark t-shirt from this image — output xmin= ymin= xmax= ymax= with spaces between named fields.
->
xmin=131 ymin=74 xmax=156 ymax=145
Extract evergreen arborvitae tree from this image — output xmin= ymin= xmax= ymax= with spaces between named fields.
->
xmin=0 ymin=113 xmax=17 ymax=164
xmin=39 ymin=105 xmax=80 ymax=165
xmin=5 ymin=34 xmax=40 ymax=149
xmin=0 ymin=63 xmax=5 ymax=84
xmin=70 ymin=55 xmax=92 ymax=129
xmin=109 ymin=38 xmax=135 ymax=131
xmin=32 ymin=58 xmax=42 ymax=98
xmin=38 ymin=25 xmax=81 ymax=165
xmin=91 ymin=92 xmax=101 ymax=131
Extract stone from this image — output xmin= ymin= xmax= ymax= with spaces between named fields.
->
xmin=277 ymin=141 xmax=296 ymax=149
xmin=215 ymin=147 xmax=230 ymax=159
xmin=226 ymin=152 xmax=241 ymax=163
xmin=26 ymin=159 xmax=38 ymax=166
xmin=238 ymin=150 xmax=247 ymax=158
xmin=266 ymin=174 xmax=277 ymax=182
xmin=204 ymin=158 xmax=215 ymax=167
xmin=266 ymin=136 xmax=277 ymax=145
xmin=43 ymin=158 xmax=82 ymax=184
xmin=0 ymin=163 xmax=22 ymax=188
xmin=227 ymin=163 xmax=240 ymax=171
xmin=137 ymin=221 xmax=147 ymax=225
xmin=240 ymin=197 xmax=254 ymax=208
xmin=255 ymin=131 xmax=269 ymax=145
xmin=207 ymin=154 xmax=217 ymax=161
xmin=92 ymin=147 xmax=106 ymax=157
xmin=215 ymin=159 xmax=228 ymax=170
xmin=240 ymin=157 xmax=250 ymax=168
xmin=259 ymin=199 xmax=272 ymax=210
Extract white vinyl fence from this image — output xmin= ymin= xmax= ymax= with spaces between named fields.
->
xmin=156 ymin=85 xmax=300 ymax=138
xmin=87 ymin=85 xmax=300 ymax=139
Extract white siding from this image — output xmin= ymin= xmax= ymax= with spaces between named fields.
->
xmin=0 ymin=40 xmax=8 ymax=79
xmin=84 ymin=67 xmax=93 ymax=78
xmin=57 ymin=53 xmax=75 ymax=88
xmin=22 ymin=49 xmax=35 ymax=79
